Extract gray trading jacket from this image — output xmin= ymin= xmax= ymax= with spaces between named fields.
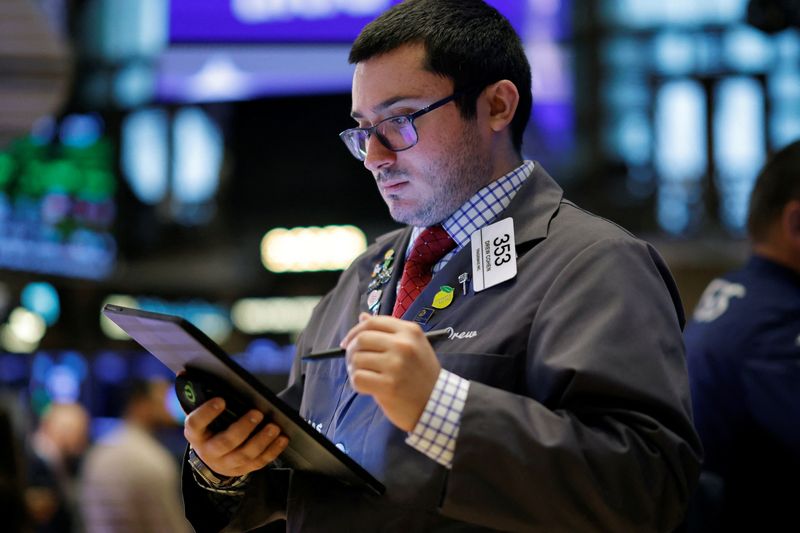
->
xmin=183 ymin=163 xmax=702 ymax=532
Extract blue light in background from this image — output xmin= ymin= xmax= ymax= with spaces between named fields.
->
xmin=94 ymin=351 xmax=128 ymax=384
xmin=723 ymin=26 xmax=774 ymax=72
xmin=31 ymin=352 xmax=54 ymax=383
xmin=601 ymin=36 xmax=646 ymax=69
xmin=121 ymin=108 xmax=169 ymax=205
xmin=114 ymin=62 xmax=156 ymax=108
xmin=45 ymin=365 xmax=81 ymax=403
xmin=611 ymin=111 xmax=651 ymax=167
xmin=653 ymin=32 xmax=695 ymax=75
xmin=91 ymin=417 xmax=123 ymax=442
xmin=134 ymin=297 xmax=232 ymax=343
xmin=172 ymin=107 xmax=222 ymax=204
xmin=769 ymin=69 xmax=800 ymax=149
xmin=61 ymin=351 xmax=89 ymax=382
xmin=601 ymin=73 xmax=650 ymax=109
xmin=29 ymin=352 xmax=88 ymax=405
xmin=237 ymin=338 xmax=294 ymax=375
xmin=532 ymin=103 xmax=574 ymax=153
xmin=21 ymin=282 xmax=60 ymax=326
xmin=0 ymin=354 xmax=28 ymax=383
xmin=59 ymin=113 xmax=104 ymax=149
xmin=655 ymin=79 xmax=707 ymax=235
xmin=714 ymin=77 xmax=766 ymax=234
xmin=603 ymin=0 xmax=749 ymax=28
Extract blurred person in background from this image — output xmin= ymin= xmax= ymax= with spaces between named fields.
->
xmin=26 ymin=402 xmax=89 ymax=533
xmin=79 ymin=378 xmax=191 ymax=533
xmin=685 ymin=139 xmax=800 ymax=532
xmin=1 ymin=401 xmax=30 ymax=533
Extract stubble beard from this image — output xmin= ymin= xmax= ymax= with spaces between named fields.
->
xmin=381 ymin=124 xmax=492 ymax=227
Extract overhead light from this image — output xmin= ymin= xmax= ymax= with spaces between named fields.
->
xmin=260 ymin=225 xmax=367 ymax=273
xmin=8 ymin=307 xmax=46 ymax=344
xmin=232 ymin=296 xmax=321 ymax=334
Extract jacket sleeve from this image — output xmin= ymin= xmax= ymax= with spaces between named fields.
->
xmin=440 ymin=238 xmax=703 ymax=532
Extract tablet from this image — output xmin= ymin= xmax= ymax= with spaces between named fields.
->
xmin=102 ymin=303 xmax=384 ymax=496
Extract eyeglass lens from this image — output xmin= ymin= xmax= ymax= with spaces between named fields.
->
xmin=344 ymin=116 xmax=418 ymax=160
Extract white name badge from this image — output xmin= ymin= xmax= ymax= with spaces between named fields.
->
xmin=470 ymin=217 xmax=517 ymax=292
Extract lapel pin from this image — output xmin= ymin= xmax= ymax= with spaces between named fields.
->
xmin=432 ymin=285 xmax=455 ymax=309
xmin=458 ymin=273 xmax=470 ymax=296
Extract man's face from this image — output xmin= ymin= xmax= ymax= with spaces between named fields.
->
xmin=350 ymin=44 xmax=493 ymax=227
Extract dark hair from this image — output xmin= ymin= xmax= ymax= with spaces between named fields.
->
xmin=349 ymin=0 xmax=532 ymax=153
xmin=112 ymin=378 xmax=162 ymax=417
xmin=747 ymin=139 xmax=800 ymax=242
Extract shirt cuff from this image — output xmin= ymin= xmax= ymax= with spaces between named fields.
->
xmin=405 ymin=369 xmax=470 ymax=469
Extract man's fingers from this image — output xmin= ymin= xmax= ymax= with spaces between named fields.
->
xmin=204 ymin=409 xmax=265 ymax=456
xmin=346 ymin=330 xmax=392 ymax=357
xmin=349 ymin=368 xmax=392 ymax=396
xmin=232 ymin=423 xmax=282 ymax=463
xmin=349 ymin=349 xmax=390 ymax=373
xmin=222 ymin=424 xmax=290 ymax=475
xmin=252 ymin=434 xmax=290 ymax=469
xmin=183 ymin=398 xmax=225 ymax=441
xmin=340 ymin=314 xmax=405 ymax=347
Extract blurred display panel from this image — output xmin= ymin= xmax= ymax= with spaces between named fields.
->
xmin=713 ymin=77 xmax=766 ymax=233
xmin=120 ymin=106 xmax=223 ymax=226
xmin=158 ymin=0 xmax=530 ymax=102
xmin=600 ymin=0 xmax=800 ymax=235
xmin=0 ymin=115 xmax=117 ymax=279
xmin=169 ymin=0 xmax=526 ymax=43
xmin=654 ymin=80 xmax=707 ymax=235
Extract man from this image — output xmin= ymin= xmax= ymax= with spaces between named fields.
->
xmin=684 ymin=139 xmax=800 ymax=532
xmin=183 ymin=1 xmax=702 ymax=531
xmin=80 ymin=379 xmax=192 ymax=533
xmin=26 ymin=402 xmax=90 ymax=533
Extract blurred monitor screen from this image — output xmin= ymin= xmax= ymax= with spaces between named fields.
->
xmin=168 ymin=0 xmax=525 ymax=43
xmin=159 ymin=0 xmax=528 ymax=102
xmin=0 ymin=115 xmax=117 ymax=280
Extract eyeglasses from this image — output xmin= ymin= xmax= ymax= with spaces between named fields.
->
xmin=338 ymin=93 xmax=458 ymax=161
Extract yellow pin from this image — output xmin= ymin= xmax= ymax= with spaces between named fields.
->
xmin=432 ymin=285 xmax=455 ymax=309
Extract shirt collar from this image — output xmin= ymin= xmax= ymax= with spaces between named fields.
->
xmin=409 ymin=160 xmax=535 ymax=253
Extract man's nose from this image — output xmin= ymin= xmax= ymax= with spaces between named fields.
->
xmin=363 ymin=134 xmax=395 ymax=172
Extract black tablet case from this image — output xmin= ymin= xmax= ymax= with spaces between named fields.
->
xmin=102 ymin=303 xmax=384 ymax=495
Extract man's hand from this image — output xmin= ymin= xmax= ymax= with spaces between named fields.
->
xmin=184 ymin=401 xmax=289 ymax=478
xmin=340 ymin=313 xmax=441 ymax=431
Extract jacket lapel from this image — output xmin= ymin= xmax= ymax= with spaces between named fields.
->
xmin=357 ymin=227 xmax=412 ymax=317
xmin=399 ymin=163 xmax=566 ymax=330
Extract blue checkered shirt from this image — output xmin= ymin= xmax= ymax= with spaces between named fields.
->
xmin=404 ymin=160 xmax=533 ymax=468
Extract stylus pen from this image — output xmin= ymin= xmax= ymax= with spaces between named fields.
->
xmin=302 ymin=328 xmax=451 ymax=361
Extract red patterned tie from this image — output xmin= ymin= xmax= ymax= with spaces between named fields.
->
xmin=392 ymin=225 xmax=456 ymax=318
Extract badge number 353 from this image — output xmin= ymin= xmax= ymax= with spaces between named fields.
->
xmin=471 ymin=217 xmax=517 ymax=292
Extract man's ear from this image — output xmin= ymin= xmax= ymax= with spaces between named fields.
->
xmin=483 ymin=80 xmax=519 ymax=133
xmin=782 ymin=200 xmax=800 ymax=248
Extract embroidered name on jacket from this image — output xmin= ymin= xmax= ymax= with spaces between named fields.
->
xmin=445 ymin=327 xmax=478 ymax=340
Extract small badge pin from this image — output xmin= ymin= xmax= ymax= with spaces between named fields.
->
xmin=458 ymin=272 xmax=469 ymax=296
xmin=368 ymin=248 xmax=395 ymax=291
xmin=413 ymin=307 xmax=436 ymax=325
xmin=432 ymin=285 xmax=455 ymax=309
xmin=367 ymin=289 xmax=382 ymax=310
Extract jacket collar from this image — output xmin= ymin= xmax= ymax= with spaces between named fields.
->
xmin=356 ymin=162 xmax=564 ymax=322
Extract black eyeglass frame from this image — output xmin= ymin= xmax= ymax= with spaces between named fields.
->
xmin=338 ymin=93 xmax=459 ymax=161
